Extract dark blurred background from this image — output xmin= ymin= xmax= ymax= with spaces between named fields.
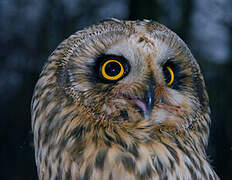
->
xmin=0 ymin=0 xmax=231 ymax=179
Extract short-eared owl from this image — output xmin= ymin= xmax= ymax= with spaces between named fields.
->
xmin=31 ymin=19 xmax=219 ymax=180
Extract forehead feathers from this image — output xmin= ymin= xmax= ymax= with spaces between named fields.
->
xmin=55 ymin=19 xmax=193 ymax=66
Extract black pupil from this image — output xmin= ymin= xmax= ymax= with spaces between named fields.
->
xmin=164 ymin=67 xmax=171 ymax=83
xmin=105 ymin=62 xmax=121 ymax=76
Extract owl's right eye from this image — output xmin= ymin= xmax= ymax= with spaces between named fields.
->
xmin=96 ymin=54 xmax=130 ymax=83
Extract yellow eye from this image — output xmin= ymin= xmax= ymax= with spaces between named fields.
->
xmin=101 ymin=60 xmax=124 ymax=81
xmin=165 ymin=66 xmax=174 ymax=86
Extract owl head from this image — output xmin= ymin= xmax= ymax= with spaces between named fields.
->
xmin=32 ymin=19 xmax=210 ymax=167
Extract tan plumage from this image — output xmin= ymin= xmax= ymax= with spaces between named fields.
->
xmin=31 ymin=19 xmax=219 ymax=180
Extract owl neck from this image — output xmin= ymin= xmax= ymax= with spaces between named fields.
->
xmin=36 ymin=121 xmax=215 ymax=180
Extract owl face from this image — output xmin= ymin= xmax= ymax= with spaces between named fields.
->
xmin=57 ymin=19 xmax=208 ymax=133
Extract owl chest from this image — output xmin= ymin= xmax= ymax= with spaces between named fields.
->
xmin=38 ymin=141 xmax=218 ymax=180
xmin=61 ymin=144 xmax=213 ymax=180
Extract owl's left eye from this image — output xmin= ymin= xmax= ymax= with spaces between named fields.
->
xmin=163 ymin=66 xmax=175 ymax=86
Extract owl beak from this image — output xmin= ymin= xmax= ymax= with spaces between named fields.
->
xmin=129 ymin=84 xmax=155 ymax=118
xmin=144 ymin=84 xmax=155 ymax=118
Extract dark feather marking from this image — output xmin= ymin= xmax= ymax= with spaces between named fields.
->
xmin=120 ymin=155 xmax=136 ymax=173
xmin=199 ymin=136 xmax=205 ymax=148
xmin=55 ymin=147 xmax=64 ymax=163
xmin=109 ymin=172 xmax=113 ymax=180
xmin=174 ymin=137 xmax=200 ymax=170
xmin=103 ymin=138 xmax=112 ymax=147
xmin=115 ymin=136 xmax=127 ymax=148
xmin=201 ymin=123 xmax=208 ymax=134
xmin=40 ymin=105 xmax=62 ymax=145
xmin=128 ymin=144 xmax=139 ymax=158
xmin=185 ymin=162 xmax=198 ymax=180
xmin=104 ymin=129 xmax=128 ymax=149
xmin=32 ymin=108 xmax=40 ymax=130
xmin=55 ymin=157 xmax=62 ymax=180
xmin=200 ymin=164 xmax=207 ymax=179
xmin=55 ymin=171 xmax=62 ymax=180
xmin=152 ymin=156 xmax=169 ymax=180
xmin=41 ymin=131 xmax=50 ymax=145
xmin=95 ymin=149 xmax=108 ymax=170
xmin=64 ymin=170 xmax=71 ymax=180
xmin=57 ymin=66 xmax=71 ymax=89
xmin=138 ymin=36 xmax=145 ymax=43
xmin=31 ymin=98 xmax=39 ymax=115
xmin=45 ymin=65 xmax=57 ymax=72
xmin=103 ymin=140 xmax=112 ymax=147
xmin=112 ymin=116 xmax=120 ymax=122
xmin=70 ymin=125 xmax=85 ymax=139
xmin=37 ymin=125 xmax=41 ymax=149
xmin=120 ymin=110 xmax=129 ymax=121
xmin=186 ymin=154 xmax=199 ymax=171
xmin=162 ymin=143 xmax=180 ymax=165
xmin=138 ymin=163 xmax=152 ymax=179
xmin=70 ymin=142 xmax=85 ymax=161
xmin=83 ymin=165 xmax=93 ymax=180
xmin=40 ymin=90 xmax=53 ymax=112
xmin=113 ymin=129 xmax=128 ymax=149
xmin=169 ymin=158 xmax=175 ymax=172
xmin=40 ymin=83 xmax=57 ymax=95
xmin=61 ymin=110 xmax=75 ymax=124
xmin=104 ymin=131 xmax=114 ymax=146
xmin=65 ymin=126 xmax=86 ymax=160
xmin=38 ymin=150 xmax=42 ymax=166
xmin=45 ymin=103 xmax=61 ymax=130
xmin=48 ymin=166 xmax=52 ymax=179
xmin=33 ymin=86 xmax=56 ymax=107
xmin=188 ymin=134 xmax=200 ymax=154
xmin=157 ymin=158 xmax=164 ymax=174
xmin=161 ymin=172 xmax=168 ymax=180
xmin=44 ymin=155 xmax=48 ymax=167
xmin=152 ymin=155 xmax=164 ymax=175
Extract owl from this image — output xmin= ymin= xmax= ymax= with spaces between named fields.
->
xmin=31 ymin=19 xmax=219 ymax=180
